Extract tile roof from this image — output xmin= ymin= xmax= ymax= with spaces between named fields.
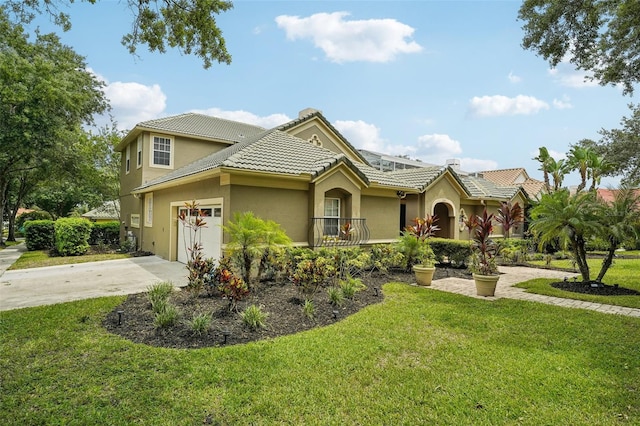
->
xmin=276 ymin=110 xmax=370 ymax=164
xmin=137 ymin=113 xmax=266 ymax=144
xmin=134 ymin=130 xmax=376 ymax=191
xmin=82 ymin=200 xmax=120 ymax=220
xmin=388 ymin=167 xmax=448 ymax=191
xmin=459 ymin=175 xmax=521 ymax=199
xmin=478 ymin=168 xmax=528 ymax=185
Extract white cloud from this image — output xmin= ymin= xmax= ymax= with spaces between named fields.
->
xmin=86 ymin=69 xmax=167 ymax=131
xmin=553 ymin=96 xmax=573 ymax=109
xmin=104 ymin=82 xmax=166 ymax=129
xmin=414 ymin=134 xmax=462 ymax=164
xmin=460 ymin=158 xmax=498 ymax=172
xmin=191 ymin=108 xmax=291 ymax=128
xmin=508 ymin=71 xmax=522 ymax=83
xmin=468 ymin=95 xmax=549 ymax=117
xmin=275 ymin=12 xmax=422 ymax=63
xmin=334 ymin=120 xmax=386 ymax=151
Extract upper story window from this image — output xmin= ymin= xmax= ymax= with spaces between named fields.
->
xmin=151 ymin=135 xmax=173 ymax=168
xmin=324 ymin=198 xmax=340 ymax=236
xmin=125 ymin=144 xmax=131 ymax=174
xmin=136 ymin=135 xmax=142 ymax=168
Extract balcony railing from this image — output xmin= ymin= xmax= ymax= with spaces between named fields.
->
xmin=310 ymin=218 xmax=370 ymax=247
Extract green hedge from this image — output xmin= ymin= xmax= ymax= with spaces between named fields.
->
xmin=54 ymin=218 xmax=92 ymax=256
xmin=429 ymin=237 xmax=472 ymax=266
xmin=16 ymin=210 xmax=53 ymax=231
xmin=89 ymin=221 xmax=120 ymax=246
xmin=24 ymin=220 xmax=55 ymax=251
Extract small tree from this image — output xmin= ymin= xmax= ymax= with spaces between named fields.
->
xmin=496 ymin=201 xmax=524 ymax=239
xmin=529 ymin=190 xmax=601 ymax=282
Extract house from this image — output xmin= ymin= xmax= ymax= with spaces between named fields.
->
xmin=117 ymin=108 xmax=529 ymax=263
xmin=81 ymin=200 xmax=120 ymax=223
xmin=476 ymin=167 xmax=545 ymax=200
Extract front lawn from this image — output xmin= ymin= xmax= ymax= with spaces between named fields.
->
xmin=521 ymin=257 xmax=640 ymax=309
xmin=8 ymin=249 xmax=129 ymax=270
xmin=1 ymin=284 xmax=638 ymax=425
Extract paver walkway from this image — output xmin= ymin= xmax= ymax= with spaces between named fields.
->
xmin=1 ymin=242 xmax=639 ymax=317
xmin=428 ymin=266 xmax=640 ymax=318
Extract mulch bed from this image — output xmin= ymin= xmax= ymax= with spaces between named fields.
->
xmin=551 ymin=280 xmax=640 ymax=296
xmin=103 ymin=267 xmax=471 ymax=350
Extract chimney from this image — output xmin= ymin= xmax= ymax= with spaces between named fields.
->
xmin=446 ymin=158 xmax=461 ymax=171
xmin=298 ymin=107 xmax=321 ymax=118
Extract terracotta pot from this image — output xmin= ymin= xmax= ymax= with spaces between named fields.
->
xmin=413 ymin=265 xmax=436 ymax=286
xmin=472 ymin=273 xmax=500 ymax=296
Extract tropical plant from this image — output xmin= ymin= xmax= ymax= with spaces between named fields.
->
xmin=153 ymin=303 xmax=180 ymax=328
xmin=241 ymin=305 xmax=269 ymax=330
xmin=216 ymin=268 xmax=249 ymax=312
xmin=302 ymin=299 xmax=315 ymax=320
xmin=224 ymin=212 xmax=292 ymax=287
xmin=185 ymin=312 xmax=212 ymax=337
xmin=593 ymin=186 xmax=640 ymax=282
xmin=178 ymin=201 xmax=215 ymax=294
xmin=534 ymin=146 xmax=552 ymax=192
xmin=496 ymin=201 xmax=524 ymax=239
xmin=529 ymin=190 xmax=602 ymax=282
xmin=397 ymin=215 xmax=439 ymax=269
xmin=147 ymin=281 xmax=174 ymax=312
xmin=339 ymin=277 xmax=366 ymax=299
xmin=470 ymin=209 xmax=499 ymax=276
xmin=327 ymin=286 xmax=345 ymax=307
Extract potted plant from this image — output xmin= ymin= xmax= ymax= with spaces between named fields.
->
xmin=470 ymin=209 xmax=500 ymax=296
xmin=399 ymin=215 xmax=439 ymax=286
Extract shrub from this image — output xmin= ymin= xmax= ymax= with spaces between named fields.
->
xmin=339 ymin=276 xmax=366 ymax=299
xmin=54 ymin=218 xmax=92 ymax=256
xmin=241 ymin=305 xmax=268 ymax=330
xmin=302 ymin=299 xmax=315 ymax=320
xmin=327 ymin=286 xmax=344 ymax=306
xmin=24 ymin=220 xmax=55 ymax=251
xmin=89 ymin=221 xmax=120 ymax=246
xmin=498 ymin=238 xmax=531 ymax=264
xmin=291 ymin=257 xmax=336 ymax=297
xmin=586 ymin=237 xmax=609 ymax=252
xmin=154 ymin=303 xmax=180 ymax=328
xmin=16 ymin=210 xmax=53 ymax=230
xmin=369 ymin=244 xmax=404 ymax=273
xmin=216 ymin=268 xmax=249 ymax=312
xmin=429 ymin=238 xmax=472 ymax=266
xmin=185 ymin=312 xmax=212 ymax=336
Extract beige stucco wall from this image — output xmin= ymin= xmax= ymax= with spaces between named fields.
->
xmin=229 ymin=185 xmax=309 ymax=244
xmin=361 ymin=195 xmax=401 ymax=242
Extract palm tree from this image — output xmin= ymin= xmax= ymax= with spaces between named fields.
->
xmin=594 ymin=186 xmax=640 ymax=282
xmin=529 ymin=190 xmax=602 ymax=282
xmin=587 ymin=152 xmax=612 ymax=192
xmin=567 ymin=145 xmax=591 ymax=192
xmin=533 ymin=147 xmax=552 ymax=192
xmin=547 ymin=157 xmax=569 ymax=191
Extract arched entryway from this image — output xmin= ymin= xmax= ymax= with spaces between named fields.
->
xmin=433 ymin=202 xmax=454 ymax=239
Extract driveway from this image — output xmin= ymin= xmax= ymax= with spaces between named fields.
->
xmin=0 ymin=244 xmax=188 ymax=311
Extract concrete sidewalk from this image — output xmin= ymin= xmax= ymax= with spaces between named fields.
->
xmin=0 ymin=243 xmax=187 ymax=311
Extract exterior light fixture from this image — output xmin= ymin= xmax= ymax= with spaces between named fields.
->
xmin=332 ymin=310 xmax=339 ymax=319
xmin=116 ymin=310 xmax=124 ymax=326
xmin=221 ymin=330 xmax=231 ymax=344
xmin=373 ymin=287 xmax=379 ymax=296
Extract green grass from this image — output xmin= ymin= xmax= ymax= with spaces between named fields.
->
xmin=522 ymin=257 xmax=640 ymax=309
xmin=8 ymin=249 xmax=129 ymax=270
xmin=0 ymin=240 xmax=20 ymax=249
xmin=1 ymin=284 xmax=639 ymax=425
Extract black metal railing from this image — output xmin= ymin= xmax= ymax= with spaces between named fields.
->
xmin=310 ymin=218 xmax=370 ymax=247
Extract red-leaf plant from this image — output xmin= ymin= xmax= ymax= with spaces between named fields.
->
xmin=471 ymin=209 xmax=499 ymax=275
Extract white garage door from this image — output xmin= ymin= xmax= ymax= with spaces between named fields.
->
xmin=177 ymin=205 xmax=222 ymax=264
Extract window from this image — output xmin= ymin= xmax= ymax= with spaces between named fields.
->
xmin=324 ymin=198 xmax=340 ymax=236
xmin=309 ymin=134 xmax=322 ymax=147
xmin=152 ymin=135 xmax=172 ymax=167
xmin=144 ymin=193 xmax=153 ymax=227
xmin=136 ymin=135 xmax=142 ymax=168
xmin=125 ymin=144 xmax=130 ymax=174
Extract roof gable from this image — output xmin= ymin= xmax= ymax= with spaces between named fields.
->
xmin=277 ymin=110 xmax=369 ymax=164
xmin=117 ymin=113 xmax=266 ymax=151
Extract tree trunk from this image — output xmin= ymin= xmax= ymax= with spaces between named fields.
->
xmin=596 ymin=244 xmax=617 ymax=283
xmin=571 ymin=236 xmax=590 ymax=282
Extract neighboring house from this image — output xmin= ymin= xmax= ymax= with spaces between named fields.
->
xmin=117 ymin=108 xmax=529 ymax=263
xmin=81 ymin=200 xmax=120 ymax=223
xmin=476 ymin=167 xmax=546 ymax=200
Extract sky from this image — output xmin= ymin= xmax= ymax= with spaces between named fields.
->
xmin=27 ymin=0 xmax=637 ymax=186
